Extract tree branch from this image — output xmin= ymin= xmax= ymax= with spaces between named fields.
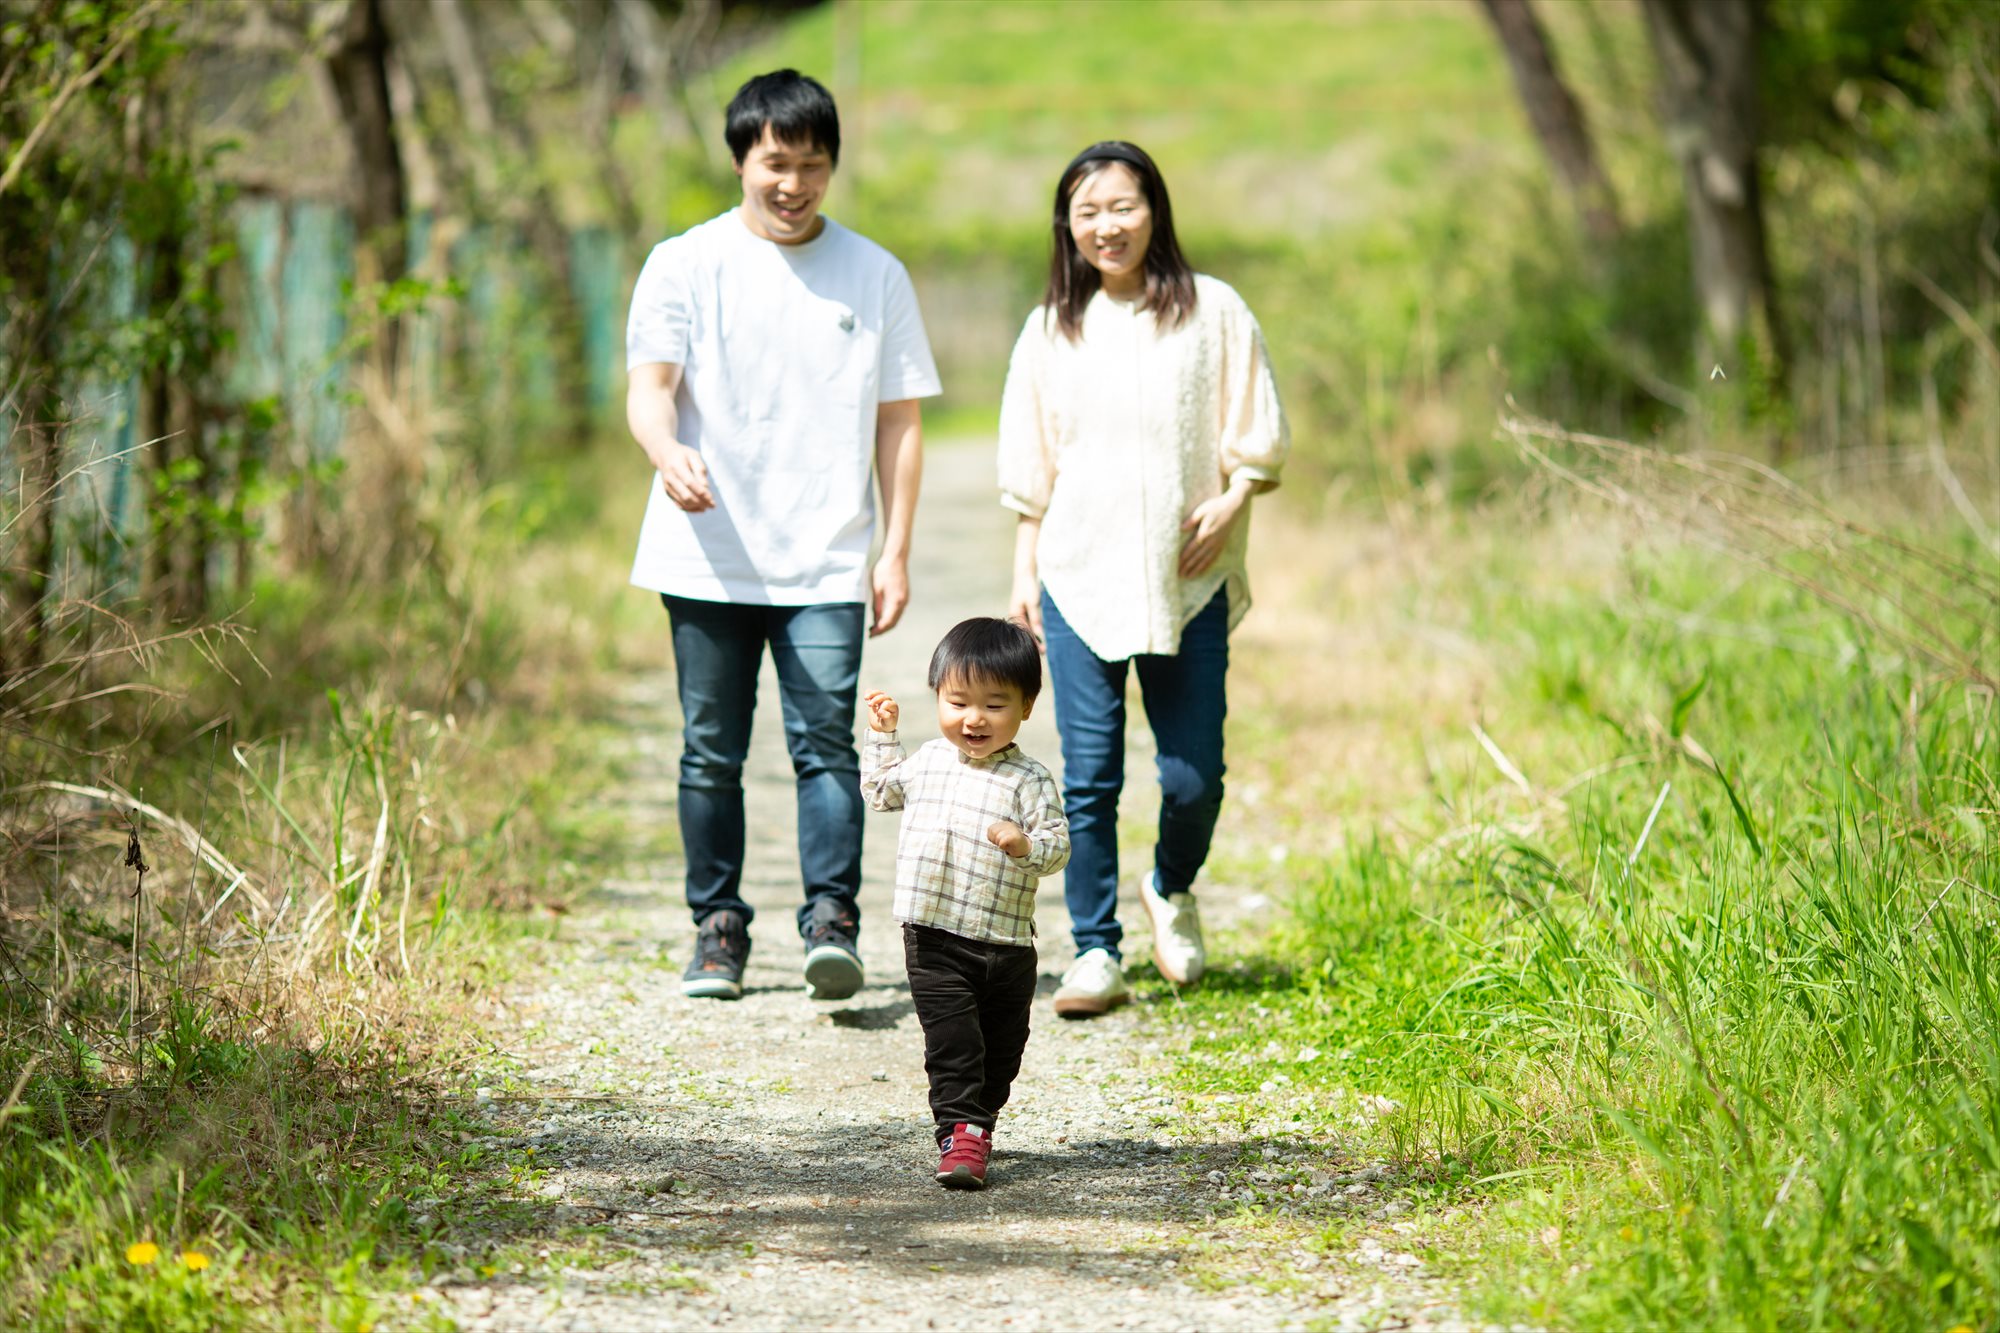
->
xmin=0 ymin=0 xmax=167 ymax=200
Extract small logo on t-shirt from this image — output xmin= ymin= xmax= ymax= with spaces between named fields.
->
xmin=838 ymin=312 xmax=856 ymax=332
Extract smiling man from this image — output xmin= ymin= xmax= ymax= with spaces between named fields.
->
xmin=625 ymin=69 xmax=942 ymax=1003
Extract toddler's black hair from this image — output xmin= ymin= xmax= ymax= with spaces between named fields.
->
xmin=927 ymin=617 xmax=1041 ymax=703
xmin=725 ymin=69 xmax=840 ymax=166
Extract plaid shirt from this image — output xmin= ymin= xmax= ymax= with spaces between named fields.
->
xmin=861 ymin=731 xmax=1070 ymax=947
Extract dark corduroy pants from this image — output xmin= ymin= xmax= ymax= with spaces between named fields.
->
xmin=902 ymin=923 xmax=1038 ymax=1143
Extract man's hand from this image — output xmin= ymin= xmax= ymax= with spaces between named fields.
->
xmin=987 ymin=820 xmax=1030 ymax=858
xmin=627 ymin=363 xmax=714 ymax=511
xmin=863 ymin=689 xmax=900 ymax=732
xmin=653 ymin=442 xmax=715 ymax=512
xmin=870 ymin=555 xmax=909 ymax=638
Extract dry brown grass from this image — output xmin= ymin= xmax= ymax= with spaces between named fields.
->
xmin=1219 ymin=491 xmax=1632 ymax=870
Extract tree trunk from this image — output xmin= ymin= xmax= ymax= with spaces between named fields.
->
xmin=0 ymin=163 xmax=61 ymax=677
xmin=1 ymin=379 xmax=59 ymax=679
xmin=326 ymin=0 xmax=407 ymax=367
xmin=135 ymin=83 xmax=212 ymax=624
xmin=429 ymin=0 xmax=592 ymax=446
xmin=581 ymin=0 xmax=644 ymax=244
xmin=1639 ymin=0 xmax=1788 ymax=388
xmin=431 ymin=0 xmax=500 ymax=197
xmin=1477 ymin=0 xmax=1621 ymax=242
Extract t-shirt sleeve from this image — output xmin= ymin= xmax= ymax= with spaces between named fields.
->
xmin=877 ymin=262 xmax=943 ymax=402
xmin=626 ymin=241 xmax=692 ymax=371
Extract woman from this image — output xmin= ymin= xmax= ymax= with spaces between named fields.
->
xmin=998 ymin=141 xmax=1289 ymax=1017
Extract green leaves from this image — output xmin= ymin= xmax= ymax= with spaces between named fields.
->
xmin=1668 ymin=670 xmax=1707 ymax=739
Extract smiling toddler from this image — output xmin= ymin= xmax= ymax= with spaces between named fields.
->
xmin=860 ymin=617 xmax=1070 ymax=1189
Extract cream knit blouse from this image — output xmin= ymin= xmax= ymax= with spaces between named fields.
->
xmin=997 ymin=274 xmax=1290 ymax=661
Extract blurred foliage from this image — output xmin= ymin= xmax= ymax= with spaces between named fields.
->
xmin=632 ymin=0 xmax=2000 ymax=491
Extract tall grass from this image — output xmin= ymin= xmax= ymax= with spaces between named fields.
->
xmin=1172 ymin=433 xmax=2000 ymax=1329
xmin=0 ymin=425 xmax=647 ymax=1327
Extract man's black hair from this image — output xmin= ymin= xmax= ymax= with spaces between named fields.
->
xmin=725 ymin=69 xmax=840 ymax=166
xmin=928 ymin=617 xmax=1041 ymax=703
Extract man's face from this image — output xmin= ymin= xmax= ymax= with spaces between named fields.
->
xmin=735 ymin=124 xmax=833 ymax=244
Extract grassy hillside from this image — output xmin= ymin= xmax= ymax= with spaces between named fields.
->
xmin=720 ymin=0 xmax=1543 ymax=243
xmin=641 ymin=0 xmax=1680 ymax=464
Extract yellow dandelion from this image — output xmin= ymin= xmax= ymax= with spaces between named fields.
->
xmin=1945 ymin=1325 xmax=1973 ymax=1333
xmin=181 ymin=1251 xmax=211 ymax=1272
xmin=126 ymin=1241 xmax=160 ymax=1265
xmin=1618 ymin=1226 xmax=1637 ymax=1242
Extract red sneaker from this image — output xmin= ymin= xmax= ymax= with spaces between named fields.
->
xmin=935 ymin=1124 xmax=991 ymax=1190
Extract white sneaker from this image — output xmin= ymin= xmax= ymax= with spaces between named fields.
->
xmin=1139 ymin=871 xmax=1205 ymax=985
xmin=1052 ymin=947 xmax=1130 ymax=1019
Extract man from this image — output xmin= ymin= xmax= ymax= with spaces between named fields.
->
xmin=625 ymin=69 xmax=941 ymax=1002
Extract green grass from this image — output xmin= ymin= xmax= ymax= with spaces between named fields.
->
xmin=0 ymin=431 xmax=659 ymax=1328
xmin=722 ymin=0 xmax=1529 ymax=237
xmin=623 ymin=0 xmax=1702 ymax=467
xmin=1175 ymin=501 xmax=2000 ymax=1329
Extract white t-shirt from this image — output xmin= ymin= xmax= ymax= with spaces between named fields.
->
xmin=625 ymin=209 xmax=943 ymax=604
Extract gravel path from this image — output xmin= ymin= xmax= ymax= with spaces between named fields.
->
xmin=434 ymin=442 xmax=1467 ymax=1332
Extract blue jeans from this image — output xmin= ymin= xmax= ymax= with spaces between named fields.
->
xmin=1041 ymin=587 xmax=1229 ymax=961
xmin=663 ymin=595 xmax=866 ymax=938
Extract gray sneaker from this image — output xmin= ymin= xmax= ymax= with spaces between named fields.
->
xmin=802 ymin=900 xmax=864 ymax=1000
xmin=681 ymin=910 xmax=749 ymax=1000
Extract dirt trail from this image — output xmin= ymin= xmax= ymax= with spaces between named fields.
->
xmin=437 ymin=441 xmax=1462 ymax=1331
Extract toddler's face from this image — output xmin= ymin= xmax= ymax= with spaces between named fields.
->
xmin=934 ymin=673 xmax=1032 ymax=760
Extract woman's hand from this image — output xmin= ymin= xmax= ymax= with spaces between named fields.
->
xmin=862 ymin=690 xmax=899 ymax=732
xmin=1007 ymin=576 xmax=1045 ymax=646
xmin=1009 ymin=516 xmax=1045 ymax=646
xmin=1178 ymin=484 xmax=1251 ymax=577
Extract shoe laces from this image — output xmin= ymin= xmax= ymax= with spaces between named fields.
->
xmin=806 ymin=913 xmax=856 ymax=949
xmin=694 ymin=915 xmax=746 ymax=969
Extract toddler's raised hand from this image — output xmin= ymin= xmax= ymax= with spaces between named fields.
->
xmin=986 ymin=820 xmax=1030 ymax=858
xmin=863 ymin=689 xmax=900 ymax=732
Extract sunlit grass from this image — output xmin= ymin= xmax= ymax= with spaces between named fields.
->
xmin=1180 ymin=478 xmax=2000 ymax=1329
xmin=0 ymin=433 xmax=654 ymax=1327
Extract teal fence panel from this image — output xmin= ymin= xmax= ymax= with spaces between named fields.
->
xmin=279 ymin=201 xmax=352 ymax=465
xmin=228 ymin=197 xmax=286 ymax=404
xmin=573 ymin=226 xmax=625 ymax=415
xmin=23 ymin=195 xmax=632 ymax=604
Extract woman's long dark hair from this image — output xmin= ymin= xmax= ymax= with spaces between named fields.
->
xmin=1044 ymin=141 xmax=1197 ymax=342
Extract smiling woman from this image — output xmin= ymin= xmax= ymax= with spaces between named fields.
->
xmin=999 ymin=140 xmax=1289 ymax=1020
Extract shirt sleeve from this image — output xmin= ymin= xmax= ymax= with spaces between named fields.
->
xmin=626 ymin=240 xmax=693 ymax=371
xmin=860 ymin=730 xmax=909 ymax=811
xmin=996 ymin=311 xmax=1056 ymax=519
xmin=877 ymin=262 xmax=943 ymax=401
xmin=1009 ymin=763 xmax=1071 ymax=878
xmin=1216 ymin=292 xmax=1290 ymax=487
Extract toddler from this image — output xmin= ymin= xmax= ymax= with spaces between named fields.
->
xmin=861 ymin=617 xmax=1070 ymax=1189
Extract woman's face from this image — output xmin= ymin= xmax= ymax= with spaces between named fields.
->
xmin=1066 ymin=163 xmax=1153 ymax=296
